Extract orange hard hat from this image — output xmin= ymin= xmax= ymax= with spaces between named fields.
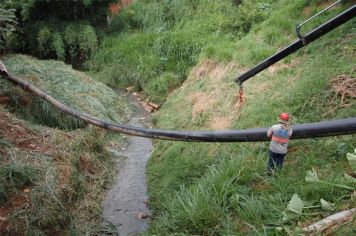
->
xmin=278 ymin=112 xmax=290 ymax=123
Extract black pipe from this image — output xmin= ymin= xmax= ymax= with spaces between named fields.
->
xmin=1 ymin=68 xmax=355 ymax=142
xmin=235 ymin=5 xmax=356 ymax=84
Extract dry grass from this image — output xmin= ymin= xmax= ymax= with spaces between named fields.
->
xmin=330 ymin=74 xmax=356 ymax=105
xmin=189 ymin=92 xmax=213 ymax=120
xmin=189 ymin=59 xmax=240 ymax=82
xmin=209 ymin=117 xmax=232 ymax=130
xmin=181 ymin=59 xmax=242 ymax=128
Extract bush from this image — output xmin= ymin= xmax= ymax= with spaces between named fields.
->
xmin=64 ymin=23 xmax=98 ymax=67
xmin=146 ymin=72 xmax=181 ymax=103
xmin=37 ymin=27 xmax=52 ymax=57
xmin=91 ymin=32 xmax=161 ymax=89
xmin=0 ymin=6 xmax=17 ymax=50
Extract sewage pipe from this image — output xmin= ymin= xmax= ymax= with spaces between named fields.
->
xmin=1 ymin=66 xmax=355 ymax=142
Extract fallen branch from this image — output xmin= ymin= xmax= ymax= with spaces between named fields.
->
xmin=148 ymin=102 xmax=160 ymax=110
xmin=303 ymin=208 xmax=356 ymax=234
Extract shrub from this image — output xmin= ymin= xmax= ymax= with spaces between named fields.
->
xmin=37 ymin=27 xmax=52 ymax=57
xmin=0 ymin=6 xmax=17 ymax=50
xmin=64 ymin=23 xmax=98 ymax=67
xmin=36 ymin=27 xmax=65 ymax=60
xmin=146 ymin=72 xmax=181 ymax=103
xmin=91 ymin=32 xmax=161 ymax=89
xmin=51 ymin=32 xmax=65 ymax=60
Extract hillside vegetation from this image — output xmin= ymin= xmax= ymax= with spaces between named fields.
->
xmin=110 ymin=0 xmax=356 ymax=235
xmin=0 ymin=55 xmax=131 ymax=234
xmin=0 ymin=0 xmax=355 ymax=235
xmin=90 ymin=0 xmax=275 ymax=103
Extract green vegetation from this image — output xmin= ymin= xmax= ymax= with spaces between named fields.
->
xmin=0 ymin=4 xmax=17 ymax=49
xmin=90 ymin=0 xmax=274 ymax=103
xmin=1 ymin=0 xmax=113 ymax=67
xmin=0 ymin=54 xmax=130 ymax=130
xmin=142 ymin=0 xmax=356 ymax=234
xmin=0 ymin=0 xmax=355 ymax=235
xmin=0 ymin=54 xmax=131 ymax=234
xmin=0 ymin=125 xmax=120 ymax=235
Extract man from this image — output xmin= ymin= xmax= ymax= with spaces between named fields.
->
xmin=267 ymin=112 xmax=293 ymax=174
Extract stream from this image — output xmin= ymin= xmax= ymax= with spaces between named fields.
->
xmin=102 ymin=93 xmax=153 ymax=236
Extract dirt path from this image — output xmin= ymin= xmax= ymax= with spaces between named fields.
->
xmin=102 ymin=93 xmax=153 ymax=236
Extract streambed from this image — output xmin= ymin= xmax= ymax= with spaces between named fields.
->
xmin=102 ymin=93 xmax=153 ymax=236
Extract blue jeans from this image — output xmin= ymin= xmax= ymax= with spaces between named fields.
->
xmin=267 ymin=150 xmax=286 ymax=173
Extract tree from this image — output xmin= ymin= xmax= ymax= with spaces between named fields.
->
xmin=0 ymin=5 xmax=17 ymax=50
xmin=3 ymin=0 xmax=117 ymax=67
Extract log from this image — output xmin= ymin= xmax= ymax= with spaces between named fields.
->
xmin=303 ymin=208 xmax=356 ymax=234
xmin=142 ymin=102 xmax=154 ymax=113
xmin=148 ymin=102 xmax=160 ymax=110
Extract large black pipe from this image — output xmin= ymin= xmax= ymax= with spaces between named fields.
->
xmin=1 ymin=67 xmax=355 ymax=142
xmin=235 ymin=5 xmax=356 ymax=84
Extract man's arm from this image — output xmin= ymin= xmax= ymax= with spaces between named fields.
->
xmin=267 ymin=127 xmax=273 ymax=138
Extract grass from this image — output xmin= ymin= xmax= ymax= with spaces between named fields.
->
xmin=89 ymin=0 xmax=275 ymax=103
xmin=144 ymin=0 xmax=356 ymax=234
xmin=0 ymin=54 xmax=130 ymax=130
xmin=0 ymin=55 xmax=131 ymax=234
xmin=0 ymin=152 xmax=40 ymax=204
xmin=0 ymin=126 xmax=121 ymax=235
xmin=148 ymin=138 xmax=356 ymax=235
xmin=0 ymin=0 xmax=354 ymax=235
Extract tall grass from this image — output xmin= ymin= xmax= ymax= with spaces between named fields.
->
xmin=90 ymin=0 xmax=274 ymax=102
xmin=146 ymin=0 xmax=356 ymax=234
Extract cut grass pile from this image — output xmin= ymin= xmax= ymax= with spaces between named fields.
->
xmin=0 ymin=105 xmax=122 ymax=235
xmin=0 ymin=53 xmax=132 ymax=234
xmin=0 ymin=54 xmax=130 ymax=130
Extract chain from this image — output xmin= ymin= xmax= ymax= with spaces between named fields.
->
xmin=235 ymin=82 xmax=244 ymax=119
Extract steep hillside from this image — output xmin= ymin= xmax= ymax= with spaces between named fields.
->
xmin=0 ymin=55 xmax=131 ymax=235
xmin=1 ymin=0 xmax=354 ymax=235
xmin=145 ymin=1 xmax=356 ymax=235
xmin=1 ymin=54 xmax=130 ymax=130
xmin=90 ymin=0 xmax=275 ymax=103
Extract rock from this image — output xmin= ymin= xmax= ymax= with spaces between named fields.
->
xmin=125 ymin=86 xmax=133 ymax=92
xmin=136 ymin=212 xmax=148 ymax=219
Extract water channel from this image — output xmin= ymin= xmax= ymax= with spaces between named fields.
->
xmin=102 ymin=93 xmax=152 ymax=236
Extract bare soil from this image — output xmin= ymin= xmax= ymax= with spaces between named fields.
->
xmin=0 ymin=106 xmax=73 ymax=234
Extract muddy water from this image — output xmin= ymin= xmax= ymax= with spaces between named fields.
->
xmin=102 ymin=94 xmax=152 ymax=236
